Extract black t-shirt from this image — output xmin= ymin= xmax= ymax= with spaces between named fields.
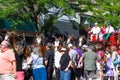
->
xmin=45 ymin=49 xmax=54 ymax=67
xmin=60 ymin=53 xmax=71 ymax=71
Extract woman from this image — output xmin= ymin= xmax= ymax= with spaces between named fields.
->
xmin=95 ymin=44 xmax=105 ymax=80
xmin=27 ymin=45 xmax=47 ymax=80
xmin=14 ymin=42 xmax=25 ymax=80
xmin=60 ymin=47 xmax=72 ymax=80
xmin=110 ymin=46 xmax=119 ymax=80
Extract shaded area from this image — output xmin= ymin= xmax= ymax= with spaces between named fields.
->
xmin=0 ymin=19 xmax=37 ymax=32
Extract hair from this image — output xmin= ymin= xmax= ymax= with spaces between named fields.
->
xmin=1 ymin=40 xmax=11 ymax=48
xmin=95 ymin=44 xmax=104 ymax=52
xmin=15 ymin=43 xmax=24 ymax=56
xmin=89 ymin=44 xmax=96 ymax=52
xmin=110 ymin=46 xmax=117 ymax=52
xmin=46 ymin=42 xmax=52 ymax=48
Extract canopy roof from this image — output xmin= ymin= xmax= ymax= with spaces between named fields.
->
xmin=0 ymin=19 xmax=37 ymax=32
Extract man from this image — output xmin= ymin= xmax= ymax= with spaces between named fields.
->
xmin=0 ymin=40 xmax=17 ymax=80
xmin=106 ymin=22 xmax=115 ymax=33
xmin=104 ymin=22 xmax=115 ymax=41
xmin=89 ymin=23 xmax=100 ymax=41
xmin=78 ymin=45 xmax=100 ymax=80
xmin=44 ymin=42 xmax=54 ymax=80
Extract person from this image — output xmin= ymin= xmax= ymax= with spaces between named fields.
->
xmin=27 ymin=46 xmax=47 ymax=80
xmin=110 ymin=46 xmax=119 ymax=80
xmin=99 ymin=25 xmax=106 ymax=41
xmin=106 ymin=48 xmax=114 ymax=80
xmin=44 ymin=42 xmax=54 ymax=80
xmin=73 ymin=42 xmax=83 ymax=80
xmin=78 ymin=44 xmax=100 ymax=80
xmin=14 ymin=42 xmax=25 ymax=80
xmin=54 ymin=43 xmax=63 ymax=80
xmin=89 ymin=22 xmax=100 ymax=41
xmin=104 ymin=22 xmax=115 ymax=41
xmin=0 ymin=40 xmax=17 ymax=80
xmin=95 ymin=44 xmax=105 ymax=80
xmin=60 ymin=47 xmax=72 ymax=80
xmin=67 ymin=43 xmax=78 ymax=80
xmin=106 ymin=22 xmax=115 ymax=33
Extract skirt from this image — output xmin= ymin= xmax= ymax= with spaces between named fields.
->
xmin=33 ymin=67 xmax=47 ymax=80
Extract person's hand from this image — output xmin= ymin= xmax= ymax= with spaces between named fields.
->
xmin=77 ymin=64 xmax=82 ymax=68
xmin=64 ymin=67 xmax=69 ymax=72
xmin=13 ymin=73 xmax=18 ymax=79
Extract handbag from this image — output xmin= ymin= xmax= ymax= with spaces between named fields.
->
xmin=22 ymin=60 xmax=29 ymax=70
xmin=113 ymin=54 xmax=119 ymax=66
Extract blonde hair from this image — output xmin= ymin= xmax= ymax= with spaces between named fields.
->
xmin=110 ymin=46 xmax=117 ymax=52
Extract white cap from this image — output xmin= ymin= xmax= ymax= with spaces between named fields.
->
xmin=68 ymin=43 xmax=73 ymax=48
xmin=82 ymin=45 xmax=88 ymax=48
xmin=94 ymin=22 xmax=98 ymax=25
xmin=61 ymin=48 xmax=66 ymax=51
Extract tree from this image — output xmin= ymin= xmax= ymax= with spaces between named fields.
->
xmin=88 ymin=0 xmax=120 ymax=29
xmin=0 ymin=0 xmax=75 ymax=32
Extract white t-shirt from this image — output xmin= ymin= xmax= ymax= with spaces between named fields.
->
xmin=106 ymin=26 xmax=115 ymax=33
xmin=54 ymin=51 xmax=62 ymax=68
xmin=91 ymin=26 xmax=100 ymax=34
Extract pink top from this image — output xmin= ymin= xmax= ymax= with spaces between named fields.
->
xmin=98 ymin=50 xmax=104 ymax=62
xmin=0 ymin=49 xmax=15 ymax=74
xmin=101 ymin=27 xmax=106 ymax=34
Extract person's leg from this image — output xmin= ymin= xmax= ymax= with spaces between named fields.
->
xmin=64 ymin=69 xmax=71 ymax=80
xmin=95 ymin=34 xmax=98 ymax=41
xmin=41 ymin=67 xmax=47 ymax=80
xmin=70 ymin=68 xmax=75 ymax=80
xmin=90 ymin=34 xmax=93 ymax=41
xmin=47 ymin=66 xmax=53 ymax=80
xmin=99 ymin=70 xmax=103 ymax=80
xmin=84 ymin=70 xmax=89 ymax=80
xmin=55 ymin=67 xmax=60 ymax=80
xmin=89 ymin=70 xmax=96 ymax=80
xmin=60 ymin=70 xmax=64 ymax=80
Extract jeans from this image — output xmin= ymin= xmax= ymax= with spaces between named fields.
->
xmin=0 ymin=74 xmax=14 ymax=80
xmin=60 ymin=69 xmax=71 ymax=80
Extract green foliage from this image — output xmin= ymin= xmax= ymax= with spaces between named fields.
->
xmin=89 ymin=0 xmax=120 ymax=29
xmin=0 ymin=0 xmax=76 ymax=32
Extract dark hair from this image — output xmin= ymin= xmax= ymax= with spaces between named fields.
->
xmin=89 ymin=45 xmax=96 ymax=52
xmin=46 ymin=42 xmax=52 ymax=48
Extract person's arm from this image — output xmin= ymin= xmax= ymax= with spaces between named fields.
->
xmin=96 ymin=54 xmax=100 ymax=61
xmin=12 ymin=60 xmax=17 ymax=79
xmin=64 ymin=60 xmax=72 ymax=72
xmin=77 ymin=56 xmax=83 ymax=68
xmin=77 ymin=53 xmax=84 ymax=68
xmin=44 ymin=60 xmax=48 ymax=66
xmin=44 ymin=52 xmax=49 ymax=66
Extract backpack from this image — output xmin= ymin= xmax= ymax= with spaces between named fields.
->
xmin=113 ymin=54 xmax=119 ymax=66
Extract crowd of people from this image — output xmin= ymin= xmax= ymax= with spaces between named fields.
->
xmin=0 ymin=22 xmax=120 ymax=80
